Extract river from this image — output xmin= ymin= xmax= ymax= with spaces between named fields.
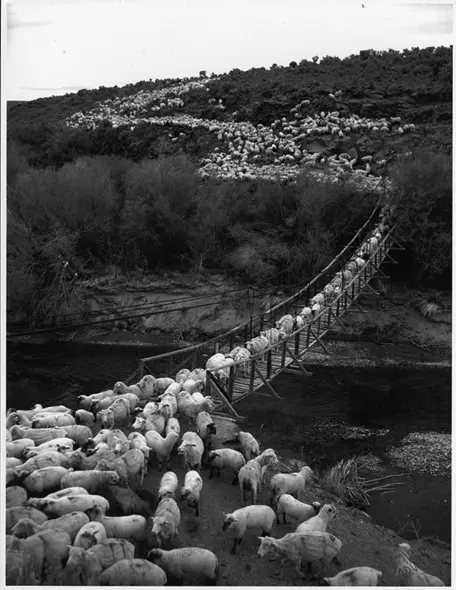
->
xmin=6 ymin=339 xmax=451 ymax=544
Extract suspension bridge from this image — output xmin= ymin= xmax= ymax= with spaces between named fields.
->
xmin=123 ymin=201 xmax=403 ymax=422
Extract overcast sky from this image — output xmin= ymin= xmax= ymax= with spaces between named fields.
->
xmin=5 ymin=0 xmax=453 ymax=101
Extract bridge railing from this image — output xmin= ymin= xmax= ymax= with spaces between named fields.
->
xmin=135 ymin=197 xmax=390 ymax=397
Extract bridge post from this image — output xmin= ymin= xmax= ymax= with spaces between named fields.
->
xmin=138 ymin=360 xmax=145 ymax=380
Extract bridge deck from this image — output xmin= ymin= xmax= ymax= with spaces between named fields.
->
xmin=131 ymin=202 xmax=401 ymax=421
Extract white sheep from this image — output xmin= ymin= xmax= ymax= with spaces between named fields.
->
xmin=97 ymin=397 xmax=130 ymax=429
xmin=59 ymin=425 xmax=93 ymax=447
xmin=32 ymin=412 xmax=76 ymax=428
xmin=6 ymin=486 xmax=28 ymax=509
xmin=22 ymin=466 xmax=69 ymax=494
xmin=158 ymin=392 xmax=178 ymax=418
xmin=165 ymin=417 xmax=180 ymax=437
xmin=322 ymin=566 xmax=383 ymax=586
xmin=177 ymin=393 xmax=215 ymax=423
xmin=258 ymin=531 xmax=342 ymax=578
xmin=275 ymin=314 xmax=294 ymax=335
xmin=147 ymin=547 xmax=219 ymax=585
xmin=135 ymin=374 xmax=157 ymax=401
xmin=148 ymin=497 xmax=181 ymax=547
xmin=10 ymin=425 xmax=68 ymax=445
xmin=93 ymin=393 xmax=138 ymax=414
xmin=196 ymin=411 xmax=216 ymax=441
xmin=132 ymin=414 xmax=166 ymax=435
xmin=236 ymin=431 xmax=260 ymax=460
xmin=177 ymin=431 xmax=205 ymax=471
xmin=75 ymin=409 xmax=95 ymax=427
xmin=182 ymin=379 xmax=204 ymax=394
xmin=245 ymin=335 xmax=269 ymax=356
xmin=77 ymin=390 xmax=113 ymax=411
xmin=87 ymin=505 xmax=147 ymax=542
xmin=310 ymin=293 xmax=325 ymax=307
xmin=269 ymin=465 xmax=314 ymax=509
xmin=98 ymin=559 xmax=167 ymax=586
xmin=158 ymin=471 xmax=179 ymax=499
xmin=73 ymin=521 xmax=108 ymax=549
xmin=207 ymin=448 xmax=246 ymax=483
xmin=128 ymin=432 xmax=150 ymax=468
xmin=276 ymin=495 xmax=321 ymax=525
xmin=38 ymin=511 xmax=91 ymax=542
xmin=396 ymin=543 xmax=445 ymax=586
xmin=37 ymin=494 xmax=110 ymax=518
xmin=15 ymin=449 xmax=68 ymax=476
xmin=155 ymin=377 xmax=178 ymax=394
xmin=6 ymin=438 xmax=36 ymax=459
xmin=6 ymin=506 xmax=48 ymax=534
xmin=175 ymin=368 xmax=191 ymax=384
xmin=238 ymin=448 xmax=278 ymax=504
xmin=295 ymin=503 xmax=336 ymax=533
xmin=145 ymin=430 xmax=180 ymax=471
xmin=60 ymin=469 xmax=120 ymax=493
xmin=260 ymin=328 xmax=281 ymax=347
xmin=222 ymin=505 xmax=276 ymax=554
xmin=180 ymin=470 xmax=203 ymax=517
xmin=226 ymin=346 xmax=251 ymax=377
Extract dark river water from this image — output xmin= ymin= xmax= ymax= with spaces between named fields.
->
xmin=6 ymin=339 xmax=451 ymax=544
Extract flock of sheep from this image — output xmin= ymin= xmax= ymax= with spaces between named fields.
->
xmin=65 ymin=77 xmax=411 ymax=185
xmin=5 ymin=203 xmax=445 ymax=586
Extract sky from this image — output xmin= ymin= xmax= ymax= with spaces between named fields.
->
xmin=4 ymin=0 xmax=453 ymax=101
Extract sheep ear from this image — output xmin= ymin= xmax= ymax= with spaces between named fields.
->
xmin=258 ymin=536 xmax=265 ymax=541
xmin=66 ymin=544 xmax=72 ymax=551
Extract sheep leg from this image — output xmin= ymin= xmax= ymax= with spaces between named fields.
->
xmin=282 ymin=513 xmax=287 ymax=525
xmin=209 ymin=466 xmax=214 ymax=479
xmin=217 ymin=467 xmax=221 ymax=478
xmin=231 ymin=537 xmax=241 ymax=555
xmin=194 ymin=503 xmax=199 ymax=518
xmin=231 ymin=474 xmax=238 ymax=486
xmin=332 ymin=556 xmax=342 ymax=566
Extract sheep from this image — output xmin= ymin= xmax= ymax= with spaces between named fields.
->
xmin=294 ymin=315 xmax=305 ymax=329
xmin=158 ymin=471 xmax=179 ymax=499
xmin=24 ymin=437 xmax=74 ymax=457
xmin=148 ymin=497 xmax=181 ymax=548
xmin=196 ymin=411 xmax=216 ymax=441
xmin=236 ymin=430 xmax=260 ymax=460
xmin=6 ymin=457 xmax=22 ymax=468
xmin=6 ymin=411 xmax=33 ymax=429
xmin=155 ymin=377 xmax=177 ymax=394
xmin=177 ymin=393 xmax=215 ymax=423
xmin=22 ymin=465 xmax=69 ymax=494
xmin=276 ymin=314 xmax=294 ymax=334
xmin=75 ymin=409 xmax=95 ymax=426
xmin=226 ymin=346 xmax=251 ymax=377
xmin=165 ymin=416 xmax=181 ymax=437
xmin=277 ymin=496 xmax=321 ymax=525
xmin=10 ymin=425 xmax=68 ymax=445
xmin=135 ymin=374 xmax=157 ymax=400
xmin=78 ymin=390 xmax=113 ymax=410
xmin=295 ymin=504 xmax=336 ymax=533
xmin=93 ymin=393 xmax=138 ymax=414
xmin=132 ymin=414 xmax=166 ymax=435
xmin=147 ymin=547 xmax=219 ymax=586
xmin=113 ymin=380 xmax=141 ymax=398
xmin=60 ymin=469 xmax=120 ymax=492
xmin=6 ymin=528 xmax=71 ymax=583
xmin=10 ymin=517 xmax=42 ymax=538
xmin=258 ymin=531 xmax=342 ymax=579
xmin=97 ymin=448 xmax=145 ymax=487
xmin=128 ymin=431 xmax=151 ymax=467
xmin=182 ymin=379 xmax=204 ymax=394
xmin=180 ymin=470 xmax=203 ymax=517
xmin=205 ymin=352 xmax=228 ymax=372
xmin=238 ymin=448 xmax=278 ymax=504
xmin=15 ymin=449 xmax=69 ymax=476
xmin=222 ymin=505 xmax=276 ymax=554
xmin=97 ymin=397 xmax=131 ymax=429
xmin=245 ymin=335 xmax=269 ymax=356
xmin=177 ymin=431 xmax=205 ymax=471
xmin=6 ymin=506 xmax=48 ymax=534
xmin=38 ymin=510 xmax=91 ymax=541
xmin=146 ymin=430 xmax=180 ymax=471
xmin=100 ymin=484 xmax=150 ymax=517
xmin=67 ymin=448 xmax=117 ymax=471
xmin=140 ymin=401 xmax=162 ymax=418
xmin=321 ymin=566 xmax=383 ymax=586
xmin=175 ymin=368 xmax=191 ymax=383
xmin=260 ymin=328 xmax=281 ymax=348
xmin=36 ymin=494 xmax=110 ymax=517
xmin=6 ymin=485 xmax=28 ymax=508
xmin=269 ymin=465 xmax=314 ymax=509
xmin=60 ymin=424 xmax=93 ymax=447
xmin=46 ymin=487 xmax=90 ymax=500
xmin=310 ymin=293 xmax=325 ymax=307
xmin=188 ymin=368 xmax=206 ymax=382
xmin=98 ymin=559 xmax=167 ymax=586
xmin=64 ymin=540 xmax=135 ymax=585
xmin=74 ymin=521 xmax=108 ymax=549
xmin=87 ymin=505 xmax=147 ymax=542
xmin=158 ymin=392 xmax=179 ymax=418
xmin=162 ymin=381 xmax=183 ymax=396
xmin=207 ymin=448 xmax=246 ymax=483
xmin=31 ymin=412 xmax=76 ymax=428
xmin=7 ymin=404 xmax=43 ymax=421
xmin=6 ymin=438 xmax=36 ymax=458
xmin=395 ymin=542 xmax=445 ymax=586
xmin=105 ymin=429 xmax=130 ymax=454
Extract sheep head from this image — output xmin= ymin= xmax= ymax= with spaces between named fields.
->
xmin=222 ymin=513 xmax=237 ymax=532
xmin=257 ymin=537 xmax=279 ymax=558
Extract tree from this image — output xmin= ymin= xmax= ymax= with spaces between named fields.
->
xmin=199 ymin=70 xmax=207 ymax=77
xmin=312 ymin=56 xmax=319 ymax=64
xmin=289 ymin=61 xmax=297 ymax=68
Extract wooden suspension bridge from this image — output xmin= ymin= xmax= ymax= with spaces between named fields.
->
xmin=125 ymin=203 xmax=403 ymax=422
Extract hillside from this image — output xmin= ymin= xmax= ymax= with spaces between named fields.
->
xmin=6 ymin=47 xmax=453 ymax=326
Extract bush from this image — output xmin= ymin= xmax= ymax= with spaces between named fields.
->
xmin=390 ymin=151 xmax=452 ymax=286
